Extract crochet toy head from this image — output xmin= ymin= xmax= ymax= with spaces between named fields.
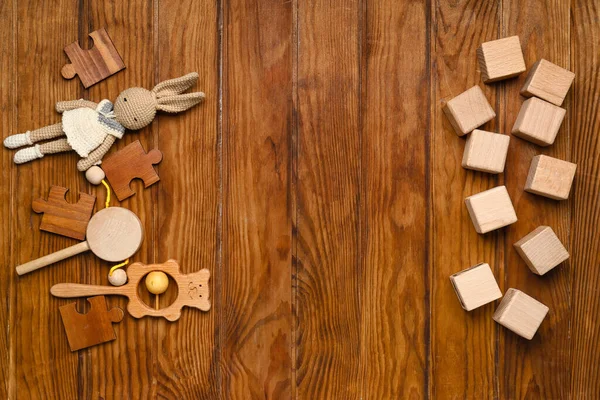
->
xmin=114 ymin=72 xmax=205 ymax=130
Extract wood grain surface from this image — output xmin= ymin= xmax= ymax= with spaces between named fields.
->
xmin=1 ymin=0 xmax=599 ymax=398
xmin=432 ymin=1 xmax=501 ymax=398
xmin=502 ymin=1 xmax=571 ymax=398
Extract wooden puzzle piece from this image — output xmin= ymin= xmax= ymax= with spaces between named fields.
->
xmin=101 ymin=140 xmax=163 ymax=201
xmin=59 ymin=296 xmax=124 ymax=351
xmin=61 ymin=28 xmax=125 ymax=88
xmin=51 ymin=260 xmax=211 ymax=321
xmin=32 ymin=186 xmax=96 ymax=240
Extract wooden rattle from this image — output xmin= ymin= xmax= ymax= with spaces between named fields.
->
xmin=51 ymin=260 xmax=210 ymax=321
xmin=16 ymin=207 xmax=143 ymax=276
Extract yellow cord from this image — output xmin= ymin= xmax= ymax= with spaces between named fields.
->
xmin=109 ymin=259 xmax=129 ymax=276
xmin=101 ymin=179 xmax=111 ymax=208
xmin=101 ymin=179 xmax=128 ymax=276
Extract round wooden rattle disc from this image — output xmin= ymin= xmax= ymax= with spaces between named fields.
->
xmin=16 ymin=207 xmax=143 ymax=276
xmin=86 ymin=207 xmax=143 ymax=262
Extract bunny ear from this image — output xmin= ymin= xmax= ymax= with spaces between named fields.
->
xmin=156 ymin=92 xmax=206 ymax=113
xmin=152 ymin=72 xmax=199 ymax=97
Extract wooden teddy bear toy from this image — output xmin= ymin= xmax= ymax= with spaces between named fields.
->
xmin=4 ymin=72 xmax=204 ymax=171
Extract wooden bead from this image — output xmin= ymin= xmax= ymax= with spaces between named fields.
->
xmin=108 ymin=268 xmax=128 ymax=286
xmin=85 ymin=166 xmax=106 ymax=185
xmin=145 ymin=271 xmax=169 ymax=294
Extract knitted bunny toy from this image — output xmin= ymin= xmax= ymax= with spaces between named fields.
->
xmin=4 ymin=72 xmax=204 ymax=171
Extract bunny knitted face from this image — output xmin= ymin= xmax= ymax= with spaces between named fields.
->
xmin=114 ymin=72 xmax=205 ymax=130
xmin=114 ymin=88 xmax=157 ymax=130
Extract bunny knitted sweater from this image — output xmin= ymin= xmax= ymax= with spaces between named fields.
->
xmin=62 ymin=99 xmax=125 ymax=157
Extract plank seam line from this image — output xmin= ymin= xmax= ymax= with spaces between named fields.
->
xmin=8 ymin=0 xmax=17 ymax=396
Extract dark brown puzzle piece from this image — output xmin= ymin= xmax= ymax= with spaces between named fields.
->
xmin=32 ymin=186 xmax=96 ymax=240
xmin=59 ymin=296 xmax=124 ymax=352
xmin=102 ymin=140 xmax=163 ymax=201
xmin=61 ymin=27 xmax=125 ymax=88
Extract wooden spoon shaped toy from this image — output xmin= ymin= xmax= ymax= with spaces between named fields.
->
xmin=16 ymin=207 xmax=143 ymax=276
xmin=51 ymin=260 xmax=210 ymax=321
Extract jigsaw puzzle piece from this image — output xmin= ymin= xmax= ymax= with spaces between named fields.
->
xmin=32 ymin=186 xmax=96 ymax=240
xmin=61 ymin=27 xmax=125 ymax=88
xmin=102 ymin=140 xmax=163 ymax=201
xmin=59 ymin=296 xmax=124 ymax=352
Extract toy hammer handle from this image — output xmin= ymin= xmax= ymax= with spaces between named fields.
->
xmin=50 ymin=283 xmax=126 ymax=298
xmin=16 ymin=241 xmax=91 ymax=276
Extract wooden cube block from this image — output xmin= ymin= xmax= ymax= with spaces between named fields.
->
xmin=511 ymin=97 xmax=566 ymax=146
xmin=493 ymin=288 xmax=549 ymax=340
xmin=477 ymin=36 xmax=526 ymax=83
xmin=443 ymin=86 xmax=496 ymax=136
xmin=462 ymin=129 xmax=510 ymax=174
xmin=514 ymin=226 xmax=569 ymax=275
xmin=450 ymin=263 xmax=502 ymax=311
xmin=525 ymin=155 xmax=577 ymax=200
xmin=521 ymin=59 xmax=575 ymax=106
xmin=465 ymin=186 xmax=517 ymax=234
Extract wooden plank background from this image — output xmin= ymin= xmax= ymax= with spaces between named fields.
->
xmin=1 ymin=0 xmax=598 ymax=398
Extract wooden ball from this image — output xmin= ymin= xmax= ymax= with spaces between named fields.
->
xmin=108 ymin=268 xmax=128 ymax=286
xmin=145 ymin=271 xmax=169 ymax=294
xmin=85 ymin=166 xmax=105 ymax=185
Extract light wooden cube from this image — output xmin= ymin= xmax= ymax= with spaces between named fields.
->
xmin=465 ymin=186 xmax=517 ymax=234
xmin=525 ymin=155 xmax=577 ymax=200
xmin=450 ymin=263 xmax=502 ymax=311
xmin=477 ymin=36 xmax=526 ymax=83
xmin=462 ymin=129 xmax=510 ymax=174
xmin=493 ymin=288 xmax=549 ymax=340
xmin=521 ymin=59 xmax=575 ymax=106
xmin=511 ymin=97 xmax=566 ymax=146
xmin=443 ymin=86 xmax=496 ymax=136
xmin=514 ymin=226 xmax=569 ymax=275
